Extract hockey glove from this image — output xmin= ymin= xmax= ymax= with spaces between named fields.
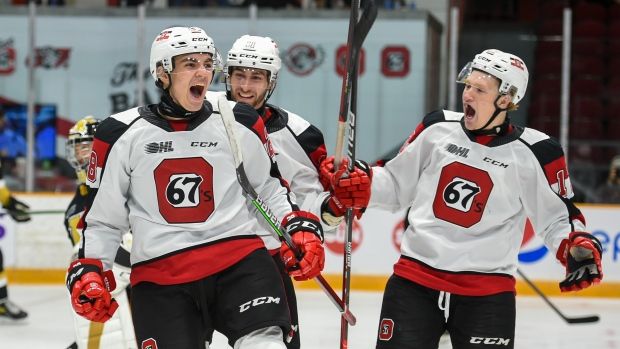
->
xmin=66 ymin=258 xmax=118 ymax=322
xmin=280 ymin=211 xmax=325 ymax=281
xmin=319 ymin=156 xmax=372 ymax=220
xmin=557 ymin=232 xmax=603 ymax=292
xmin=4 ymin=196 xmax=31 ymax=222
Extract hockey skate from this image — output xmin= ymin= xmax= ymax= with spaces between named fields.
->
xmin=0 ymin=300 xmax=28 ymax=321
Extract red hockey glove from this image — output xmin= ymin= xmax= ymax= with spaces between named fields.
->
xmin=319 ymin=156 xmax=372 ymax=219
xmin=557 ymin=232 xmax=603 ymax=292
xmin=66 ymin=258 xmax=118 ymax=322
xmin=3 ymin=196 xmax=31 ymax=222
xmin=280 ymin=211 xmax=325 ymax=281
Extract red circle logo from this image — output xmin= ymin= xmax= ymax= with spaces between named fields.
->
xmin=324 ymin=219 xmax=363 ymax=254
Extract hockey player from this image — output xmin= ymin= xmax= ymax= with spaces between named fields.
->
xmin=65 ymin=26 xmax=325 ymax=349
xmin=64 ymin=116 xmax=135 ymax=348
xmin=323 ymin=48 xmax=603 ymax=349
xmin=206 ymin=34 xmax=371 ymax=348
xmin=0 ymin=163 xmax=29 ymax=322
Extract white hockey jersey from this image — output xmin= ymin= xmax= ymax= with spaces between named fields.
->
xmin=80 ymin=101 xmax=297 ymax=286
xmin=207 ymin=91 xmax=331 ymax=250
xmin=370 ymin=110 xmax=585 ymax=296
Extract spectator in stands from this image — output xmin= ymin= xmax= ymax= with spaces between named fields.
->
xmin=0 ymin=106 xmax=27 ymax=161
xmin=594 ymin=155 xmax=620 ymax=203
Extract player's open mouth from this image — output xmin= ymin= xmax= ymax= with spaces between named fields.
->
xmin=190 ymin=84 xmax=205 ymax=98
xmin=465 ymin=104 xmax=475 ymax=119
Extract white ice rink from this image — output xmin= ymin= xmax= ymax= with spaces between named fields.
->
xmin=1 ymin=285 xmax=619 ymax=348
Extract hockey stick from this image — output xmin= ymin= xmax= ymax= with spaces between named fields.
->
xmin=0 ymin=209 xmax=65 ymax=217
xmin=216 ymin=95 xmax=356 ymax=326
xmin=333 ymin=0 xmax=377 ymax=347
xmin=334 ymin=0 xmax=378 ymax=166
xmin=516 ymin=268 xmax=599 ymax=324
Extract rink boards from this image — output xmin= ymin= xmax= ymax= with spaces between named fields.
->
xmin=1 ymin=193 xmax=618 ymax=297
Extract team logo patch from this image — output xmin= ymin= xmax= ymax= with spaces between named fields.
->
xmin=156 ymin=30 xmax=171 ymax=42
xmin=378 ymin=318 xmax=394 ymax=341
xmin=142 ymin=338 xmax=158 ymax=349
xmin=283 ymin=43 xmax=325 ymax=76
xmin=324 ymin=219 xmax=363 ymax=255
xmin=0 ymin=39 xmax=17 ymax=75
xmin=381 ymin=46 xmax=410 ymax=78
xmin=26 ymin=46 xmax=71 ymax=69
xmin=335 ymin=44 xmax=365 ymax=78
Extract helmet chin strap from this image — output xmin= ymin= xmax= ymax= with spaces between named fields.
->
xmin=156 ymin=74 xmax=205 ymax=119
xmin=469 ymin=95 xmax=510 ymax=136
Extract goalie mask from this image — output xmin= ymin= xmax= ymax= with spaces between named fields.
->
xmin=225 ymin=35 xmax=282 ymax=103
xmin=66 ymin=116 xmax=100 ymax=183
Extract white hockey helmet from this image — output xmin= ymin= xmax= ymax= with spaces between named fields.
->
xmin=457 ymin=49 xmax=529 ymax=104
xmin=225 ymin=35 xmax=281 ymax=85
xmin=66 ymin=116 xmax=100 ymax=183
xmin=149 ymin=26 xmax=218 ymax=83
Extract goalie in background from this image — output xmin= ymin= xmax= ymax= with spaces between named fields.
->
xmin=206 ymin=34 xmax=372 ymax=349
xmin=322 ymin=49 xmax=603 ymax=349
xmin=0 ymin=161 xmax=30 ymax=321
xmin=64 ymin=116 xmax=135 ymax=348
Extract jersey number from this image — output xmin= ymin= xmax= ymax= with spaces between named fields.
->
xmin=432 ymin=162 xmax=493 ymax=227
xmin=154 ymin=157 xmax=214 ymax=224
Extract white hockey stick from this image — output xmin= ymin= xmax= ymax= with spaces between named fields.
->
xmin=217 ymin=95 xmax=356 ymax=325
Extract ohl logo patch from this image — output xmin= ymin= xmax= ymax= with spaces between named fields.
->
xmin=378 ymin=318 xmax=395 ymax=341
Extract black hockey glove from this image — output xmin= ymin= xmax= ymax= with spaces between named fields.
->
xmin=4 ymin=196 xmax=31 ymax=222
xmin=557 ymin=232 xmax=603 ymax=292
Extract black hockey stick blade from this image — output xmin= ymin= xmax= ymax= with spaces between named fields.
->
xmin=354 ymin=0 xmax=378 ymax=49
xmin=517 ymin=268 xmax=599 ymax=324
xmin=565 ymin=315 xmax=600 ymax=324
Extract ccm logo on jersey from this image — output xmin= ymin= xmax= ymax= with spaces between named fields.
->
xmin=483 ymin=157 xmax=509 ymax=168
xmin=190 ymin=141 xmax=218 ymax=148
xmin=239 ymin=296 xmax=281 ymax=313
xmin=87 ymin=151 xmax=98 ymax=183
xmin=469 ymin=337 xmax=511 ymax=346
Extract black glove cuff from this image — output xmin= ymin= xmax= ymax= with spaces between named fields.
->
xmin=66 ymin=261 xmax=102 ymax=291
xmin=285 ymin=215 xmax=324 ymax=242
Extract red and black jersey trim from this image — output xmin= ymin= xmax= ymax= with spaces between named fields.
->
xmin=394 ymin=255 xmax=516 ymax=296
xmin=263 ymin=104 xmax=327 ymax=171
xmin=293 ymin=125 xmax=326 ymax=172
xmin=141 ymin=103 xmax=213 ymax=132
xmin=231 ymin=102 xmax=269 ymax=144
xmin=130 ymin=235 xmax=265 ymax=286
xmin=263 ymin=104 xmax=288 ymax=133
xmin=519 ymin=136 xmax=584 ymax=228
xmin=79 ymin=115 xmax=139 ymax=259
xmin=399 ymin=110 xmax=453 ymax=152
